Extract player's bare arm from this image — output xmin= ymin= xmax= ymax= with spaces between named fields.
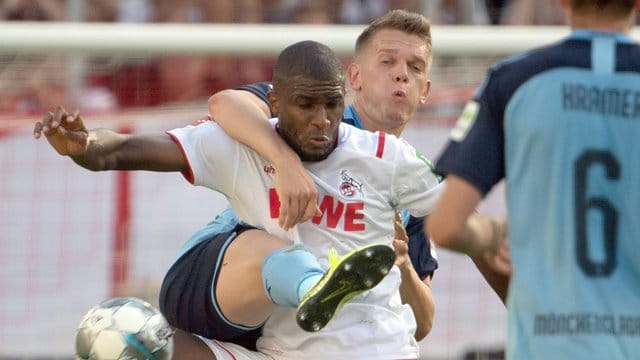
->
xmin=427 ymin=175 xmax=510 ymax=273
xmin=209 ymin=89 xmax=320 ymax=230
xmin=470 ymin=219 xmax=511 ymax=303
xmin=34 ymin=106 xmax=187 ymax=172
xmin=393 ymin=212 xmax=434 ymax=340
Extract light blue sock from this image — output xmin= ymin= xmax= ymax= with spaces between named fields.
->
xmin=261 ymin=244 xmax=324 ymax=307
xmin=297 ymin=273 xmax=323 ymax=301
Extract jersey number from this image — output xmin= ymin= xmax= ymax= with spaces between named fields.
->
xmin=574 ymin=150 xmax=619 ymax=277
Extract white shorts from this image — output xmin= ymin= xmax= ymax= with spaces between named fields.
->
xmin=198 ymin=336 xmax=274 ymax=360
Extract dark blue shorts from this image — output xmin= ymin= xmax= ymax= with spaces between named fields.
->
xmin=159 ymin=222 xmax=262 ymax=350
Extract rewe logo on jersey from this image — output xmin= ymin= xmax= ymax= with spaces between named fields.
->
xmin=268 ymin=188 xmax=365 ymax=231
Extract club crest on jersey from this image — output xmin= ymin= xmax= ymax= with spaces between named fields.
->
xmin=339 ymin=169 xmax=363 ymax=198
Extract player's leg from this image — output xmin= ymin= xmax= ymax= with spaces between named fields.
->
xmin=216 ymin=229 xmax=325 ymax=324
xmin=160 ymin=223 xmax=325 ymax=340
xmin=159 ymin=224 xmax=268 ymax=344
xmin=219 ymin=230 xmax=398 ymax=332
xmin=171 ymin=328 xmax=273 ymax=360
xmin=214 ymin=229 xmax=292 ymax=325
xmin=196 ymin=335 xmax=274 ymax=360
xmin=172 ymin=328 xmax=218 ymax=360
xmin=161 ymin=215 xmax=396 ymax=336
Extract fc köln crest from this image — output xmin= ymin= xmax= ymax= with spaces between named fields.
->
xmin=339 ymin=169 xmax=363 ymax=198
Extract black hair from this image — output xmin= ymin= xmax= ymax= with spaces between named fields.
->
xmin=272 ymin=40 xmax=345 ymax=91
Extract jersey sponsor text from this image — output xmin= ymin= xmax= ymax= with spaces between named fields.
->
xmin=268 ymin=188 xmax=365 ymax=231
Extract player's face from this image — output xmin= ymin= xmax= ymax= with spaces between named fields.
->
xmin=349 ymin=29 xmax=431 ymax=135
xmin=272 ymin=76 xmax=345 ymax=161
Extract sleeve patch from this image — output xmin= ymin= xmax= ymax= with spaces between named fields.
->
xmin=416 ymin=149 xmax=443 ymax=182
xmin=450 ymin=100 xmax=479 ymax=141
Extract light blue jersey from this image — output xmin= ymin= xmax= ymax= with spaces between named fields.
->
xmin=436 ymin=30 xmax=640 ymax=359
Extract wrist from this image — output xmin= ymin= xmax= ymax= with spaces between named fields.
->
xmin=272 ymin=145 xmax=302 ymax=169
xmin=463 ymin=215 xmax=499 ymax=257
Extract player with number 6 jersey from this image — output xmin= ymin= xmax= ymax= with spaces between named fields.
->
xmin=428 ymin=0 xmax=640 ymax=358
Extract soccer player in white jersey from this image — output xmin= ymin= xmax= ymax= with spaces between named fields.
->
xmin=197 ymin=10 xmax=509 ymax=353
xmin=428 ymin=0 xmax=640 ymax=359
xmin=35 ymin=40 xmax=448 ymax=359
xmin=183 ymin=10 xmax=441 ymax=352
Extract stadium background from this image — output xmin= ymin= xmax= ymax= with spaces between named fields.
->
xmin=2 ymin=1 xmax=636 ymax=359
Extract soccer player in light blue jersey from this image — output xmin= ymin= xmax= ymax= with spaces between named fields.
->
xmin=428 ymin=0 xmax=640 ymax=358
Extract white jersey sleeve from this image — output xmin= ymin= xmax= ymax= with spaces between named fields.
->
xmin=387 ymin=136 xmax=444 ymax=217
xmin=166 ymin=121 xmax=239 ymax=197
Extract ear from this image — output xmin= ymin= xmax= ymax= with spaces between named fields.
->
xmin=347 ymin=62 xmax=362 ymax=91
xmin=419 ymin=79 xmax=431 ymax=105
xmin=267 ymin=90 xmax=279 ymax=112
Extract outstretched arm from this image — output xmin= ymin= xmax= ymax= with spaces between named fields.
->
xmin=208 ymin=89 xmax=320 ymax=230
xmin=34 ymin=106 xmax=186 ymax=172
xmin=427 ymin=175 xmax=511 ymax=302
xmin=394 ymin=213 xmax=434 ymax=340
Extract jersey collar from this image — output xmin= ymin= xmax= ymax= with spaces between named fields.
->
xmin=570 ymin=29 xmax=635 ymax=44
xmin=343 ymin=104 xmax=364 ymax=130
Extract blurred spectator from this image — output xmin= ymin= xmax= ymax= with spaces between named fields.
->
xmin=289 ymin=2 xmax=336 ymax=24
xmin=116 ymin=0 xmax=153 ymax=23
xmin=435 ymin=0 xmax=489 ymax=25
xmin=483 ymin=0 xmax=511 ymax=25
xmin=502 ymin=0 xmax=565 ymax=25
xmin=339 ymin=0 xmax=388 ymax=24
xmin=85 ymin=0 xmax=119 ymax=22
xmin=0 ymin=0 xmax=65 ymax=21
xmin=385 ymin=0 xmax=421 ymax=13
xmin=109 ymin=0 xmax=268 ymax=107
xmin=0 ymin=0 xmax=120 ymax=115
xmin=152 ymin=0 xmax=267 ymax=104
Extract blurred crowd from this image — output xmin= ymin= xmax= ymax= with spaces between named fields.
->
xmin=0 ymin=0 xmax=572 ymax=116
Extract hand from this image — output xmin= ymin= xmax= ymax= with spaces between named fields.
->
xmin=33 ymin=105 xmax=89 ymax=156
xmin=393 ymin=212 xmax=411 ymax=268
xmin=480 ymin=218 xmax=512 ymax=276
xmin=273 ymin=154 xmax=321 ymax=230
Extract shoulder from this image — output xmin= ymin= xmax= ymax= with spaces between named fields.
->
xmin=338 ymin=125 xmax=407 ymax=160
xmin=484 ymin=38 xmax=590 ymax=98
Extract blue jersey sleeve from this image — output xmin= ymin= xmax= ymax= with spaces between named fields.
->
xmin=406 ymin=215 xmax=438 ymax=279
xmin=235 ymin=82 xmax=275 ymax=118
xmin=434 ymin=67 xmax=506 ymax=196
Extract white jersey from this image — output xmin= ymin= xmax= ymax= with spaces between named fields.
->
xmin=168 ymin=119 xmax=443 ymax=360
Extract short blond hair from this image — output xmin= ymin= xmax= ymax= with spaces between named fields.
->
xmin=354 ymin=9 xmax=432 ymax=59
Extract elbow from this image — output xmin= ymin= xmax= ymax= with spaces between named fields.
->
xmin=414 ymin=319 xmax=433 ymax=341
xmin=207 ymin=89 xmax=235 ymax=116
xmin=414 ymin=301 xmax=434 ymax=341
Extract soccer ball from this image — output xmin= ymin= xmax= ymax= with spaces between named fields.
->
xmin=75 ymin=297 xmax=174 ymax=360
